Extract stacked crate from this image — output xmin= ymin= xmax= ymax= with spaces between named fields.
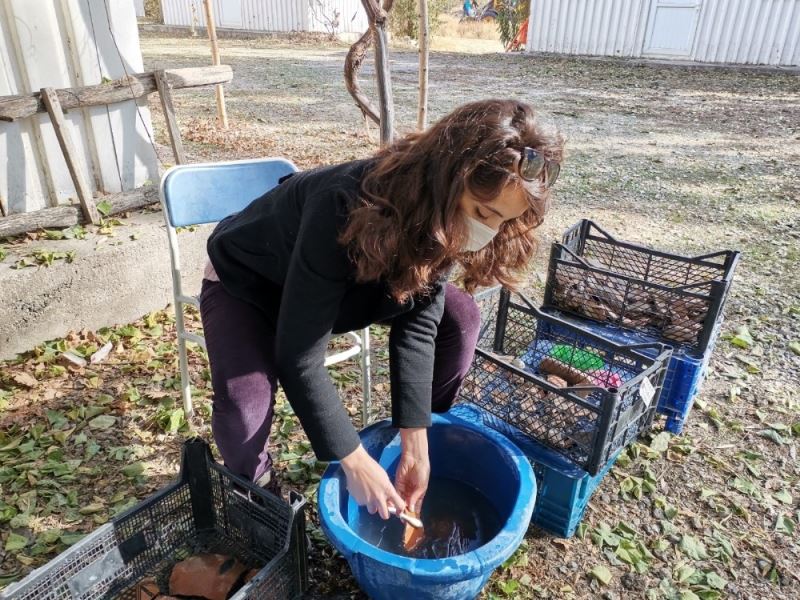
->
xmin=456 ymin=221 xmax=738 ymax=537
xmin=457 ymin=286 xmax=672 ymax=537
xmin=543 ymin=220 xmax=739 ymax=434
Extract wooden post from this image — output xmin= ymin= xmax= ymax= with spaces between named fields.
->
xmin=417 ymin=0 xmax=429 ymax=131
xmin=203 ymin=0 xmax=229 ymax=129
xmin=154 ymin=70 xmax=187 ymax=164
xmin=40 ymin=87 xmax=100 ymax=224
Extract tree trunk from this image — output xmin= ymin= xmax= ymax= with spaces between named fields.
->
xmin=347 ymin=1 xmax=395 ymax=145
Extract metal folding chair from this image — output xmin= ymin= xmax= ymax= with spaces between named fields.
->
xmin=159 ymin=158 xmax=372 ymax=425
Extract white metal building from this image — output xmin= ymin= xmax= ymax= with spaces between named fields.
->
xmin=0 ymin=0 xmax=157 ymax=215
xmin=526 ymin=0 xmax=800 ymax=67
xmin=161 ymin=0 xmax=369 ymax=35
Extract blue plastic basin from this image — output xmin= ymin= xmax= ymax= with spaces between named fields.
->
xmin=318 ymin=413 xmax=537 ymax=600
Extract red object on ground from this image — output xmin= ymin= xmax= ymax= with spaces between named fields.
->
xmin=506 ymin=17 xmax=529 ymax=52
xmin=169 ymin=554 xmax=248 ymax=600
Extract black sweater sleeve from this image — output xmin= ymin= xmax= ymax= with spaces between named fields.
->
xmin=273 ymin=192 xmax=361 ymax=462
xmin=388 ymin=280 xmax=446 ymax=428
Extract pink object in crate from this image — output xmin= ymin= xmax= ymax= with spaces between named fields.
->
xmin=587 ymin=370 xmax=623 ymax=389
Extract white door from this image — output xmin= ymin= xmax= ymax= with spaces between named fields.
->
xmin=643 ymin=0 xmax=702 ymax=58
xmin=217 ymin=0 xmax=244 ymax=28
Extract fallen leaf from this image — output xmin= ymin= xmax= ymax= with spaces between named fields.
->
xmin=705 ymin=571 xmax=728 ymax=590
xmin=79 ymin=502 xmax=105 ymax=515
xmin=650 ymin=431 xmax=671 ymax=453
xmin=60 ymin=532 xmax=84 ymax=546
xmin=89 ymin=415 xmax=116 ymax=429
xmin=758 ymin=429 xmax=786 ymax=445
xmin=730 ymin=326 xmax=754 ymax=349
xmin=789 ymin=341 xmax=800 ymax=356
xmin=775 ymin=514 xmax=796 ymax=536
xmin=589 ymin=564 xmax=612 ymax=585
xmin=122 ymin=462 xmax=145 ymax=478
xmin=5 ymin=532 xmax=29 ymax=551
xmin=10 ymin=372 xmax=38 ymax=388
xmin=680 ymin=535 xmax=708 ymax=560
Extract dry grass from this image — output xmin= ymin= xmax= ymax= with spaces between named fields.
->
xmin=438 ymin=13 xmax=500 ymax=40
xmin=431 ymin=12 xmax=504 ymax=53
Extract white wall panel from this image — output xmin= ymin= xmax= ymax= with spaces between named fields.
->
xmin=0 ymin=0 xmax=157 ymax=215
xmin=161 ymin=0 xmax=367 ymax=33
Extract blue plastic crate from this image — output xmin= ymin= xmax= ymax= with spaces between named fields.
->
xmin=539 ymin=309 xmax=720 ymax=434
xmin=450 ymin=404 xmax=620 ymax=538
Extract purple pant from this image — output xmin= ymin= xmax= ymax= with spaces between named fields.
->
xmin=199 ymin=279 xmax=480 ymax=482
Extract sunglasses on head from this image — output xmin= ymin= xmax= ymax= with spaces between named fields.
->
xmin=517 ymin=147 xmax=560 ymax=188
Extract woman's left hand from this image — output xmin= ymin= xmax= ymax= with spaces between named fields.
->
xmin=395 ymin=428 xmax=430 ymax=513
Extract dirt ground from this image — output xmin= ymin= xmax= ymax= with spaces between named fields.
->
xmin=1 ymin=32 xmax=799 ymax=599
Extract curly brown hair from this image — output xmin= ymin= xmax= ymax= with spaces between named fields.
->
xmin=340 ymin=99 xmax=564 ymax=302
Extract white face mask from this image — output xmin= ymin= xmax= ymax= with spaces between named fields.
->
xmin=463 ymin=215 xmax=498 ymax=252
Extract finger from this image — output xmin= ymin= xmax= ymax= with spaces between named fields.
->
xmin=377 ymin=497 xmax=390 ymax=520
xmin=409 ymin=489 xmax=425 ymax=514
xmin=367 ymin=501 xmax=378 ymax=515
xmin=387 ymin=487 xmax=406 ymax=515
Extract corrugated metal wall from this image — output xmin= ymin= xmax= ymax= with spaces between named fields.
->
xmin=528 ymin=0 xmax=647 ymax=56
xmin=0 ymin=0 xmax=158 ymax=215
xmin=161 ymin=0 xmax=368 ymax=34
xmin=527 ymin=0 xmax=800 ymax=66
xmin=693 ymin=0 xmax=800 ymax=65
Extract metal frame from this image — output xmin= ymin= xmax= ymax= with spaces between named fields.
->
xmin=159 ymin=158 xmax=371 ymax=425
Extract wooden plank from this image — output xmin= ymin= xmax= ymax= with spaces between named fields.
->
xmin=40 ymin=87 xmax=100 ymax=225
xmin=203 ymin=0 xmax=229 ymax=128
xmin=154 ymin=70 xmax=187 ymax=165
xmin=0 ymin=185 xmax=158 ymax=238
xmin=0 ymin=66 xmax=233 ymax=122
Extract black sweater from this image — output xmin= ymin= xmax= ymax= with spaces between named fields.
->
xmin=207 ymin=159 xmax=445 ymax=461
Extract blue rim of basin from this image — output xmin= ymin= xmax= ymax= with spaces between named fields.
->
xmin=318 ymin=412 xmax=537 ymax=583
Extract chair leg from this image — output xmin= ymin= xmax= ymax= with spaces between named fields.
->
xmin=175 ymin=304 xmax=194 ymax=417
xmin=360 ymin=326 xmax=372 ymax=427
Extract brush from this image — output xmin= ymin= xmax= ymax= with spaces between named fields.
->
xmin=387 ymin=505 xmax=423 ymax=529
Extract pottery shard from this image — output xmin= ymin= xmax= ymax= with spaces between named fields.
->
xmin=169 ymin=554 xmax=248 ymax=600
xmin=135 ymin=578 xmax=160 ymax=600
xmin=403 ymin=510 xmax=425 ymax=552
xmin=546 ymin=374 xmax=568 ymax=388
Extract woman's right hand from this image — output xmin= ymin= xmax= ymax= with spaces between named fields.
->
xmin=340 ymin=445 xmax=406 ymax=520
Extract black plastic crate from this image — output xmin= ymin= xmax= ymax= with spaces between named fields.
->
xmin=460 ymin=287 xmax=672 ymax=475
xmin=545 ymin=220 xmax=740 ymax=355
xmin=1 ymin=439 xmax=308 ymax=600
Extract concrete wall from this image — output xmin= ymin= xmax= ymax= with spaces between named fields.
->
xmin=0 ymin=213 xmax=212 ymax=360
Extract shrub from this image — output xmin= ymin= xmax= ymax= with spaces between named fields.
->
xmin=494 ymin=0 xmax=529 ymax=47
xmin=389 ymin=0 xmax=452 ymax=39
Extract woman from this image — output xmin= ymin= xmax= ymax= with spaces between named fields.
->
xmin=200 ymin=99 xmax=562 ymax=520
